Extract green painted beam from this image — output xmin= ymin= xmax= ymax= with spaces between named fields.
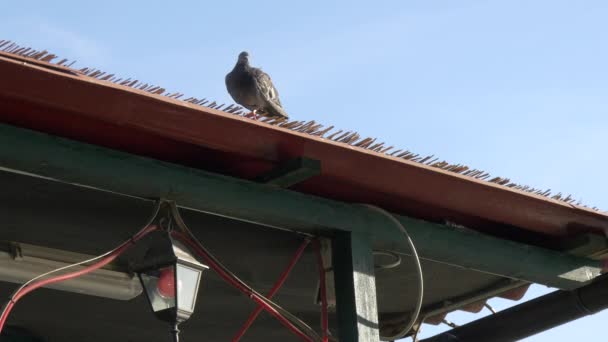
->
xmin=0 ymin=123 xmax=603 ymax=290
xmin=333 ymin=232 xmax=379 ymax=342
xmin=255 ymin=157 xmax=321 ymax=188
xmin=391 ymin=216 xmax=604 ymax=289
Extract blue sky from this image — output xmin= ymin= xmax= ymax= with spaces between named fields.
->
xmin=2 ymin=1 xmax=607 ymax=340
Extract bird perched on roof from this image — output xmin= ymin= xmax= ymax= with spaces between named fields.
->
xmin=225 ymin=51 xmax=289 ymax=120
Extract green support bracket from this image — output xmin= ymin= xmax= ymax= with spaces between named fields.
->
xmin=333 ymin=232 xmax=379 ymax=342
xmin=551 ymin=233 xmax=608 ymax=260
xmin=0 ymin=123 xmax=603 ymax=290
xmin=255 ymin=157 xmax=321 ymax=188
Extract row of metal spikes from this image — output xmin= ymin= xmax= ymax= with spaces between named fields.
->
xmin=0 ymin=39 xmax=598 ymax=210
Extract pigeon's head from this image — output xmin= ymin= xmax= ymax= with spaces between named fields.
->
xmin=238 ymin=51 xmax=250 ymax=64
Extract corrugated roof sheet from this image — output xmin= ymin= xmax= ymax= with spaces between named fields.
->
xmin=0 ymin=40 xmax=597 ymax=208
xmin=0 ymin=40 xmax=606 ymax=238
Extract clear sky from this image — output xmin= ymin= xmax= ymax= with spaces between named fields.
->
xmin=3 ymin=1 xmax=607 ymax=340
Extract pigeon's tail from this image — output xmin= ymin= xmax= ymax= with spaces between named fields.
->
xmin=265 ymin=101 xmax=290 ymax=119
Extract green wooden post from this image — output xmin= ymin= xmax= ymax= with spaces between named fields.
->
xmin=333 ymin=232 xmax=380 ymax=341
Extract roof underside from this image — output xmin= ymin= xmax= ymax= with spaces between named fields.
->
xmin=0 ymin=169 xmax=522 ymax=341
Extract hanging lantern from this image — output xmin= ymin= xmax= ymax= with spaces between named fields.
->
xmin=134 ymin=201 xmax=209 ymax=341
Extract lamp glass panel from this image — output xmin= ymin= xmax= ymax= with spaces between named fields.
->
xmin=176 ymin=263 xmax=202 ymax=313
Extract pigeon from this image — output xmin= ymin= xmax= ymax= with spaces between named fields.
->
xmin=225 ymin=51 xmax=289 ymax=120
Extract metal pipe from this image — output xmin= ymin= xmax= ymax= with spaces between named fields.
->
xmin=421 ymin=274 xmax=608 ymax=342
xmin=0 ymin=123 xmax=603 ymax=290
